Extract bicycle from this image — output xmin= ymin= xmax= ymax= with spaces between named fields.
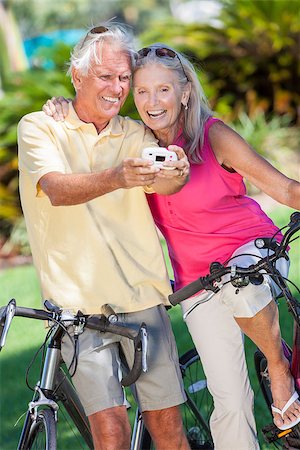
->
xmin=5 ymin=208 xmax=299 ymax=450
xmin=0 ymin=300 xmax=214 ymax=449
xmin=168 ymin=210 xmax=300 ymax=449
xmin=0 ymin=301 xmax=149 ymax=449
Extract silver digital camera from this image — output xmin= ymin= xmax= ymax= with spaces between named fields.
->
xmin=142 ymin=147 xmax=178 ymax=169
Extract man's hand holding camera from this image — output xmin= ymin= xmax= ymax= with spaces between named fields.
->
xmin=113 ymin=145 xmax=189 ymax=191
xmin=142 ymin=145 xmax=190 ymax=181
xmin=114 ymin=157 xmax=160 ymax=189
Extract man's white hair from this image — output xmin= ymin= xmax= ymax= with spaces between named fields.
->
xmin=67 ymin=21 xmax=136 ymax=80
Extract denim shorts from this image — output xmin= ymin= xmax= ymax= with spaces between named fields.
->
xmin=61 ymin=304 xmax=186 ymax=416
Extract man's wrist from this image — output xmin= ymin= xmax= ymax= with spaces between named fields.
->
xmin=98 ymin=168 xmax=122 ymax=192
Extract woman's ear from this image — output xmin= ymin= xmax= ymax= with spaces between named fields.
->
xmin=181 ymin=81 xmax=191 ymax=107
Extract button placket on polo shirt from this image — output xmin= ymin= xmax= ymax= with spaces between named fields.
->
xmin=90 ymin=128 xmax=112 ymax=172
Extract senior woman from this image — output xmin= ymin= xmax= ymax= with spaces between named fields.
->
xmin=43 ymin=43 xmax=300 ymax=450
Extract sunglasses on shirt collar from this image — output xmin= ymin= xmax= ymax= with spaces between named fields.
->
xmin=137 ymin=47 xmax=189 ymax=81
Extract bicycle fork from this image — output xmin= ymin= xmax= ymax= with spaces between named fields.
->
xmin=17 ymin=330 xmax=62 ymax=449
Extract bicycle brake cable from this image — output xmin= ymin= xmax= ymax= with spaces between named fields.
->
xmin=25 ymin=317 xmax=76 ymax=391
xmin=25 ymin=327 xmax=53 ymax=391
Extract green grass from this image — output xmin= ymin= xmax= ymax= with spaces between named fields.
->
xmin=0 ymin=206 xmax=298 ymax=449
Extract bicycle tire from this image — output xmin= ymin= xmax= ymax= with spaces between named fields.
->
xmin=139 ymin=347 xmax=214 ymax=450
xmin=254 ymin=347 xmax=300 ymax=449
xmin=21 ymin=408 xmax=57 ymax=450
xmin=180 ymin=348 xmax=214 ymax=449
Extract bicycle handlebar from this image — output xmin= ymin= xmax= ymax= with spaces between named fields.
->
xmin=83 ymin=314 xmax=148 ymax=386
xmin=169 ymin=211 xmax=300 ymax=306
xmin=0 ymin=302 xmax=148 ymax=386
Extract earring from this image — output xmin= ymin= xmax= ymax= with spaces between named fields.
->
xmin=185 ymin=104 xmax=188 ymax=110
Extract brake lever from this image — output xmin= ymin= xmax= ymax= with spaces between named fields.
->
xmin=0 ymin=299 xmax=16 ymax=351
xmin=140 ymin=323 xmax=148 ymax=373
xmin=120 ymin=322 xmax=148 ymax=387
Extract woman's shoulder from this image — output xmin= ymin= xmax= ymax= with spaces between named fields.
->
xmin=203 ymin=117 xmax=224 ymax=145
xmin=205 ymin=116 xmax=224 ymax=131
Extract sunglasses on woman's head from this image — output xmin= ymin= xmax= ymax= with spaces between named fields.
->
xmin=137 ymin=47 xmax=189 ymax=81
xmin=138 ymin=47 xmax=178 ymax=59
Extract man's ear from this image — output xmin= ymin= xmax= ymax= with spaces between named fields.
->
xmin=72 ymin=68 xmax=82 ymax=91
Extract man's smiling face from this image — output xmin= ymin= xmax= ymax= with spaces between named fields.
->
xmin=73 ymin=41 xmax=132 ymax=131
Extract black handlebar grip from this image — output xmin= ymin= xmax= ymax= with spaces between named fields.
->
xmin=86 ymin=316 xmax=139 ymax=341
xmin=121 ymin=341 xmax=142 ymax=387
xmin=44 ymin=300 xmax=60 ymax=313
xmin=290 ymin=211 xmax=300 ymax=224
xmin=169 ymin=278 xmax=205 ymax=305
xmin=15 ymin=307 xmax=52 ymax=321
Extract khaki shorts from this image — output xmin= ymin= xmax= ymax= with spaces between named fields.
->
xmin=61 ymin=304 xmax=186 ymax=416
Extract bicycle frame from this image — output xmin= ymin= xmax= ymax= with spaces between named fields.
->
xmin=291 ymin=323 xmax=300 ymax=392
xmin=16 ymin=319 xmax=150 ymax=450
xmin=131 ymin=409 xmax=151 ymax=450
xmin=17 ymin=321 xmax=94 ymax=449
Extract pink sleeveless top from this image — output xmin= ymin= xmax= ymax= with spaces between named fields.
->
xmin=147 ymin=117 xmax=281 ymax=290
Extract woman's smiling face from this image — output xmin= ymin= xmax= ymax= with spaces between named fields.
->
xmin=133 ymin=64 xmax=186 ymax=137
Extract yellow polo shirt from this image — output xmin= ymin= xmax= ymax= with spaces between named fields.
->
xmin=18 ymin=105 xmax=172 ymax=314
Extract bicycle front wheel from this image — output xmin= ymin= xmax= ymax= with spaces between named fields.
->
xmin=20 ymin=408 xmax=57 ymax=450
xmin=180 ymin=348 xmax=214 ymax=449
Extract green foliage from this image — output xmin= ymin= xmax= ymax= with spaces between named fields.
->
xmin=120 ymin=91 xmax=140 ymax=120
xmin=11 ymin=0 xmax=171 ymax=36
xmin=0 ymin=43 xmax=74 ymax=237
xmin=5 ymin=217 xmax=32 ymax=256
xmin=228 ymin=112 xmax=300 ymax=195
xmin=138 ymin=0 xmax=300 ymax=121
xmin=31 ymin=41 xmax=73 ymax=72
xmin=230 ymin=112 xmax=293 ymax=154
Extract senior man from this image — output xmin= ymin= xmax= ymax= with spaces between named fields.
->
xmin=18 ymin=23 xmax=190 ymax=450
